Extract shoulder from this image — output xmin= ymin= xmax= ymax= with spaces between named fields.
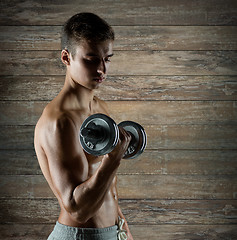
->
xmin=35 ymin=103 xmax=77 ymax=144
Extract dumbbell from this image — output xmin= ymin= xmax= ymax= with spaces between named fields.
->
xmin=79 ymin=113 xmax=147 ymax=159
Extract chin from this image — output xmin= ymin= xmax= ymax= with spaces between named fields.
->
xmin=87 ymin=83 xmax=100 ymax=91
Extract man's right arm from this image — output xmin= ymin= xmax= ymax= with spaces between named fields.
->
xmin=39 ymin=113 xmax=130 ymax=224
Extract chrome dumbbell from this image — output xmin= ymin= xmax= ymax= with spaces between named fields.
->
xmin=79 ymin=113 xmax=147 ymax=159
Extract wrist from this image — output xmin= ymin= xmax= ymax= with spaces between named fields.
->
xmin=98 ymin=155 xmax=120 ymax=176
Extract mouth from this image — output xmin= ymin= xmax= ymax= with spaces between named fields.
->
xmin=93 ymin=77 xmax=105 ymax=83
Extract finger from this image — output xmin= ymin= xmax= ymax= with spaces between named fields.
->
xmin=119 ymin=126 xmax=131 ymax=141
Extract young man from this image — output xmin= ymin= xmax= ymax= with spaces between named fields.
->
xmin=34 ymin=13 xmax=133 ymax=240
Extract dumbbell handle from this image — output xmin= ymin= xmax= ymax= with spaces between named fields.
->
xmin=81 ymin=126 xmax=135 ymax=144
xmin=81 ymin=128 xmax=103 ymax=141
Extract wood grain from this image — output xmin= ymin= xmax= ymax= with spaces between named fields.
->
xmin=1 ymin=75 xmax=236 ymax=101
xmin=1 ymin=149 xmax=237 ymax=175
xmin=117 ymin=175 xmax=237 ymax=199
xmin=1 ymin=125 xmax=237 ymax=150
xmin=0 ymin=175 xmax=236 ymax=199
xmin=110 ymin=51 xmax=237 ymax=76
xmin=1 ymin=26 xmax=237 ymax=51
xmin=129 ymin=225 xmax=237 ymax=240
xmin=1 ymin=50 xmax=237 ymax=76
xmin=1 ymin=224 xmax=236 ymax=240
xmin=1 ymin=199 xmax=237 ymax=224
xmin=1 ymin=100 xmax=237 ymax=126
xmin=0 ymin=0 xmax=236 ymax=26
xmin=0 ymin=1 xmax=237 ymax=239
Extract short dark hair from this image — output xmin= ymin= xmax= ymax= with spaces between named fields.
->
xmin=61 ymin=12 xmax=115 ymax=58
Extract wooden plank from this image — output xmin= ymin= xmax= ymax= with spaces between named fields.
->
xmin=0 ymin=26 xmax=62 ymax=51
xmin=0 ymin=125 xmax=236 ymax=150
xmin=0 ymin=76 xmax=65 ymax=101
xmin=1 ymin=75 xmax=237 ymax=101
xmin=0 ymin=224 xmax=55 ymax=240
xmin=1 ymin=199 xmax=237 ymax=224
xmin=119 ymin=199 xmax=237 ymax=224
xmin=110 ymin=51 xmax=237 ymax=76
xmin=144 ymin=124 xmax=237 ymax=151
xmin=0 ymin=0 xmax=236 ymax=26
xmin=1 ymin=101 xmax=237 ymax=126
xmin=109 ymin=101 xmax=237 ymax=125
xmin=0 ymin=150 xmax=42 ymax=175
xmin=1 ymin=50 xmax=237 ymax=76
xmin=0 ymin=224 xmax=237 ymax=240
xmin=129 ymin=225 xmax=237 ymax=240
xmin=0 ymin=126 xmax=35 ymax=150
xmin=1 ymin=26 xmax=237 ymax=51
xmin=0 ymin=175 xmax=236 ymax=199
xmin=1 ymin=149 xmax=237 ymax=175
xmin=114 ymin=26 xmax=237 ymax=51
xmin=117 ymin=175 xmax=237 ymax=199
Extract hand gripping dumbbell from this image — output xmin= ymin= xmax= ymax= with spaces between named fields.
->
xmin=79 ymin=113 xmax=147 ymax=159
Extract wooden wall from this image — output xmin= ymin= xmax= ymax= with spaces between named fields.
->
xmin=0 ymin=0 xmax=237 ymax=239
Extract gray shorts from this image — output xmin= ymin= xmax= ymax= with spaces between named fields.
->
xmin=47 ymin=221 xmax=118 ymax=240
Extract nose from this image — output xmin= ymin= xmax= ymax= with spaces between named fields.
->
xmin=97 ymin=59 xmax=107 ymax=75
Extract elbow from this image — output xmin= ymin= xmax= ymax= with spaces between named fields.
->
xmin=62 ymin=194 xmax=77 ymax=213
xmin=63 ymin=197 xmax=92 ymax=224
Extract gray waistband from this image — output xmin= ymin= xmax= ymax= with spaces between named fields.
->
xmin=48 ymin=221 xmax=118 ymax=240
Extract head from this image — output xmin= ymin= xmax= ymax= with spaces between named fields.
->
xmin=61 ymin=13 xmax=115 ymax=90
xmin=62 ymin=12 xmax=114 ymax=59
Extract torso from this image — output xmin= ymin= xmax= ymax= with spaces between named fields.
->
xmin=34 ymin=93 xmax=119 ymax=228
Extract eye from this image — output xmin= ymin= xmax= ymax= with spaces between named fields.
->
xmin=84 ymin=57 xmax=100 ymax=64
xmin=105 ymin=57 xmax=111 ymax=63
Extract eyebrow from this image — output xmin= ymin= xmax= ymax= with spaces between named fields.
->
xmin=86 ymin=53 xmax=114 ymax=58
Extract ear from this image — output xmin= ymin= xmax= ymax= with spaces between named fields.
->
xmin=61 ymin=49 xmax=70 ymax=65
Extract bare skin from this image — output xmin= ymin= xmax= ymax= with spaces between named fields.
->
xmin=34 ymin=40 xmax=134 ymax=239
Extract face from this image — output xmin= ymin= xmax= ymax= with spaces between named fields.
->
xmin=62 ymin=40 xmax=113 ymax=90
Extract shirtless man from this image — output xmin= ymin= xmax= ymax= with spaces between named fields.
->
xmin=34 ymin=13 xmax=133 ymax=240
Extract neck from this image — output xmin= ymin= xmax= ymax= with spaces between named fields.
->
xmin=60 ymin=72 xmax=95 ymax=111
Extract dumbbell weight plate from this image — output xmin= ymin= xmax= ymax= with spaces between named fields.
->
xmin=118 ymin=121 xmax=147 ymax=159
xmin=80 ymin=113 xmax=119 ymax=156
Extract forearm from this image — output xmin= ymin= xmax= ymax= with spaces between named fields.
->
xmin=69 ymin=155 xmax=119 ymax=222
